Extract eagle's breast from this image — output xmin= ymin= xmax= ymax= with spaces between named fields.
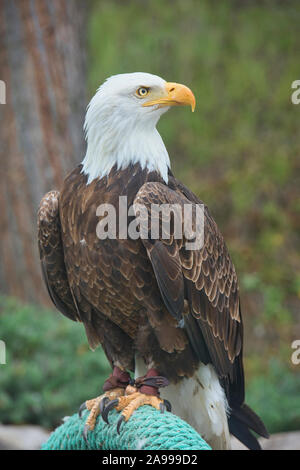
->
xmin=58 ymin=163 xmax=166 ymax=338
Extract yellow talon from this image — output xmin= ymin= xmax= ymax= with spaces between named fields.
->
xmin=80 ymin=387 xmax=125 ymax=431
xmin=116 ymin=392 xmax=163 ymax=422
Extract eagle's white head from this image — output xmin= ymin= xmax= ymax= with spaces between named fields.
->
xmin=82 ymin=72 xmax=195 ymax=184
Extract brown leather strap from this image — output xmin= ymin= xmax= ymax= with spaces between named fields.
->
xmin=135 ymin=368 xmax=169 ymax=396
xmin=102 ymin=366 xmax=131 ymax=392
xmin=135 ymin=376 xmax=169 ymax=389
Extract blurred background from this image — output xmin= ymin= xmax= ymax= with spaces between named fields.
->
xmin=0 ymin=0 xmax=299 ymax=443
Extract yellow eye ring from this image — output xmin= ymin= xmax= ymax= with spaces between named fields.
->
xmin=136 ymin=87 xmax=149 ymax=98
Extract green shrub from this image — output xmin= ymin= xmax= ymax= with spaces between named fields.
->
xmin=246 ymin=359 xmax=300 ymax=434
xmin=0 ymin=296 xmax=111 ymax=429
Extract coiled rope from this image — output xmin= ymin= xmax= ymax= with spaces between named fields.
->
xmin=42 ymin=406 xmax=211 ymax=450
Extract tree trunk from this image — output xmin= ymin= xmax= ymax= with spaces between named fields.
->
xmin=0 ymin=0 xmax=88 ymax=304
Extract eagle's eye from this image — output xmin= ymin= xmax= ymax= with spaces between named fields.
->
xmin=136 ymin=87 xmax=150 ymax=98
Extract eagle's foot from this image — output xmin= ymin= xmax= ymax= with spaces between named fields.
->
xmin=101 ymin=369 xmax=171 ymax=433
xmin=113 ymin=392 xmax=172 ymax=433
xmin=79 ymin=387 xmax=125 ymax=435
xmin=79 ymin=366 xmax=131 ymax=441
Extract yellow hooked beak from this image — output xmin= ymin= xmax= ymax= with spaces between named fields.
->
xmin=143 ymin=82 xmax=196 ymax=112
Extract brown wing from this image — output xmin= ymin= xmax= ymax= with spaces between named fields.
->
xmin=38 ymin=189 xmax=135 ymax=370
xmin=37 ymin=190 xmax=80 ymax=322
xmin=134 ymin=180 xmax=244 ymax=406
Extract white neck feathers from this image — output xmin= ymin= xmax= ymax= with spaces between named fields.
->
xmin=81 ymin=89 xmax=170 ymax=185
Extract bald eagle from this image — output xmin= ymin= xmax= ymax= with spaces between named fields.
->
xmin=38 ymin=73 xmax=268 ymax=450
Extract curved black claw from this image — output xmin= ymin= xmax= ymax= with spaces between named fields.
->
xmin=78 ymin=402 xmax=87 ymax=418
xmin=160 ymin=399 xmax=172 ymax=413
xmin=101 ymin=398 xmax=119 ymax=424
xmin=117 ymin=415 xmax=125 ymax=434
xmin=99 ymin=396 xmax=109 ymax=415
xmin=82 ymin=424 xmax=90 ymax=448
xmin=163 ymin=399 xmax=172 ymax=412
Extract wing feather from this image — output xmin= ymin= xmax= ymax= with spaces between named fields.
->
xmin=134 ymin=179 xmax=244 ymax=406
xmin=37 ymin=191 xmax=79 ymax=322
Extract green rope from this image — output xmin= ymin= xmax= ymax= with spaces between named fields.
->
xmin=42 ymin=406 xmax=211 ymax=450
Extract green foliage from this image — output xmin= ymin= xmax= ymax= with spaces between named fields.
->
xmin=0 ymin=296 xmax=111 ymax=429
xmin=246 ymin=359 xmax=300 ymax=434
